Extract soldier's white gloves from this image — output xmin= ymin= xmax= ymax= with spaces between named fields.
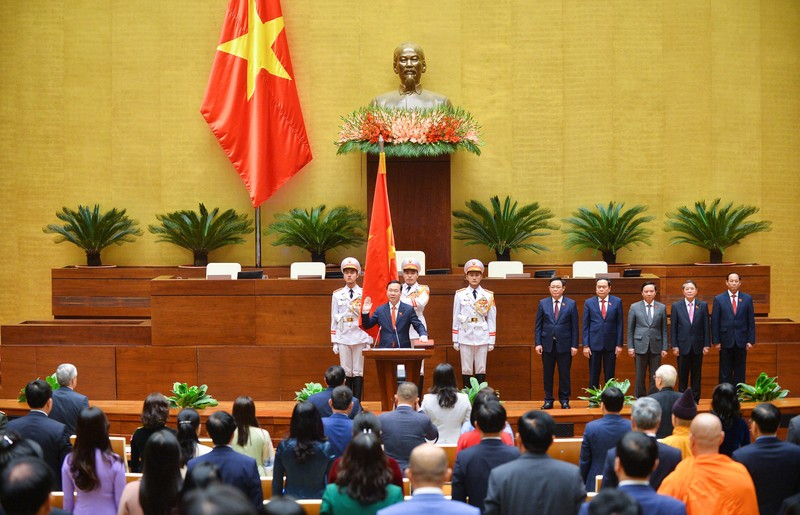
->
xmin=332 ymin=344 xmax=339 ymax=355
xmin=453 ymin=343 xmax=460 ymax=351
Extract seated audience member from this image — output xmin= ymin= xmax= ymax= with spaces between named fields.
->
xmin=6 ymin=379 xmax=71 ymax=489
xmin=321 ymin=432 xmax=404 ymax=514
xmin=49 ymin=363 xmax=90 ymax=437
xmin=129 ymin=392 xmax=176 ymax=473
xmin=187 ymin=411 xmax=263 ymax=509
xmin=420 ymin=363 xmax=472 ymax=444
xmin=584 ymin=432 xmax=685 ymax=515
xmin=264 ymin=496 xmax=306 ymax=515
xmin=378 ymin=382 xmax=438 ymax=472
xmin=782 ymin=493 xmax=800 ymax=515
xmin=483 ymin=411 xmax=586 ymax=515
xmin=273 ymin=401 xmax=336 ymax=499
xmin=61 ymin=406 xmax=126 ymax=514
xmin=711 ymin=382 xmax=750 ymax=456
xmin=181 ymin=483 xmax=257 ymax=515
xmin=328 ymin=412 xmax=404 ymax=488
xmin=180 ymin=460 xmax=221 ymax=499
xmin=659 ymin=388 xmax=697 ymax=459
xmin=452 ymin=398 xmax=519 ymax=512
xmin=649 ymin=364 xmax=682 ymax=439
xmin=0 ymin=433 xmax=44 ymax=473
xmin=456 ymin=388 xmax=514 ymax=453
xmin=0 ymin=456 xmax=70 ymax=515
xmin=119 ymin=430 xmax=182 ymax=515
xmin=231 ymin=396 xmax=274 ymax=476
xmin=601 ymin=397 xmax=681 ymax=490
xmin=733 ymin=403 xmax=800 ymax=515
xmin=658 ymin=413 xmax=758 ymax=515
xmin=176 ymin=408 xmax=212 ymax=475
xmin=377 ymin=444 xmax=479 ymax=515
xmin=321 ymin=386 xmax=355 ymax=459
xmin=788 ymin=413 xmax=800 ymax=445
xmin=581 ymin=489 xmax=640 ymax=515
xmin=579 ymin=387 xmax=631 ymax=492
xmin=307 ymin=365 xmax=363 ymax=419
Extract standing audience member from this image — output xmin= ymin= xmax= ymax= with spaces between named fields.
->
xmin=626 ymin=282 xmax=669 ymax=398
xmin=581 ymin=489 xmax=639 ymax=515
xmin=733 ymin=403 xmax=800 ymax=515
xmin=231 ymin=396 xmax=274 ymax=476
xmin=307 ymin=365 xmax=363 ymax=419
xmin=1 ymin=457 xmax=70 ymax=515
xmin=118 ymin=430 xmax=182 ymax=515
xmin=187 ymin=411 xmax=262 ymax=509
xmin=321 ymin=432 xmax=404 ymax=514
xmin=582 ymin=278 xmax=624 ymax=393
xmin=601 ymin=397 xmax=681 ymax=490
xmin=6 ymin=379 xmax=71 ymax=489
xmin=176 ymin=408 xmax=212 ymax=474
xmin=377 ymin=444 xmax=479 ymax=515
xmin=273 ymin=401 xmax=335 ymax=499
xmin=50 ymin=363 xmax=90 ymax=437
xmin=579 ymin=387 xmax=631 ymax=492
xmin=0 ymin=433 xmax=44 ymax=474
xmin=129 ymin=392 xmax=176 ymax=473
xmin=660 ymin=388 xmax=697 ymax=459
xmin=378 ymin=382 xmax=438 ymax=472
xmin=322 ymin=386 xmax=355 ymax=459
xmin=180 ymin=461 xmax=221 ymax=499
xmin=181 ymin=483 xmax=257 ymax=515
xmin=584 ymin=432 xmax=685 ymax=515
xmin=712 ymin=272 xmax=756 ymax=387
xmin=483 ymin=411 xmax=586 ymax=515
xmin=788 ymin=413 xmax=800 ymax=445
xmin=328 ymin=412 xmax=404 ymax=488
xmin=61 ymin=407 xmax=126 ymax=514
xmin=456 ymin=388 xmax=514 ymax=452
xmin=658 ymin=413 xmax=758 ymax=515
xmin=451 ymin=399 xmax=519 ymax=512
xmin=670 ymin=280 xmax=710 ymax=402
xmin=420 ymin=363 xmax=472 ymax=444
xmin=649 ymin=365 xmax=682 ymax=438
xmin=263 ymin=496 xmax=306 ymax=515
xmin=711 ymin=382 xmax=750 ymax=456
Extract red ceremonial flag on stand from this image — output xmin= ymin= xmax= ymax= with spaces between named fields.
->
xmin=201 ymin=0 xmax=312 ymax=208
xmin=361 ymin=152 xmax=397 ymax=338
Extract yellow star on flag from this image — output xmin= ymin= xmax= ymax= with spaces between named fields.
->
xmin=217 ymin=0 xmax=292 ymax=100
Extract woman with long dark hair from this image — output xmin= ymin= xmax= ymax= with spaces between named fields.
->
xmin=176 ymin=408 xmax=211 ymax=473
xmin=61 ymin=407 xmax=126 ymax=514
xmin=272 ymin=401 xmax=335 ymax=499
xmin=420 ymin=363 xmax=471 ymax=443
xmin=711 ymin=382 xmax=751 ymax=456
xmin=231 ymin=396 xmax=274 ymax=476
xmin=130 ymin=393 xmax=176 ymax=473
xmin=327 ymin=412 xmax=404 ymax=488
xmin=320 ymin=432 xmax=403 ymax=514
xmin=118 ymin=430 xmax=182 ymax=515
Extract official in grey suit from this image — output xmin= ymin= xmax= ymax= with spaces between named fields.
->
xmin=49 ymin=363 xmax=90 ymax=437
xmin=670 ymin=279 xmax=710 ymax=402
xmin=484 ymin=410 xmax=586 ymax=515
xmin=627 ymin=282 xmax=669 ymax=398
xmin=378 ymin=382 xmax=438 ymax=472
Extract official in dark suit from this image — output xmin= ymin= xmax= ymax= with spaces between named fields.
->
xmin=362 ymin=280 xmax=427 ymax=348
xmin=788 ymin=413 xmax=800 ymax=445
xmin=649 ymin=364 xmax=683 ymax=439
xmin=535 ymin=277 xmax=580 ymax=409
xmin=712 ymin=272 xmax=756 ymax=387
xmin=579 ymin=387 xmax=631 ymax=492
xmin=0 ymin=457 xmax=72 ymax=515
xmin=600 ymin=397 xmax=681 ymax=491
xmin=484 ymin=410 xmax=585 ymax=515
xmin=307 ymin=365 xmax=363 ymax=419
xmin=186 ymin=411 xmax=263 ymax=509
xmin=49 ymin=363 xmax=90 ymax=437
xmin=6 ymin=379 xmax=72 ymax=490
xmin=321 ymin=386 xmax=354 ymax=458
xmin=733 ymin=403 xmax=800 ymax=515
xmin=627 ymin=282 xmax=669 ymax=398
xmin=378 ymin=382 xmax=438 ymax=472
xmin=582 ymin=278 xmax=624 ymax=390
xmin=670 ymin=279 xmax=710 ymax=402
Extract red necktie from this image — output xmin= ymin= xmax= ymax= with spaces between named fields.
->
xmin=688 ymin=303 xmax=694 ymax=323
xmin=732 ymin=295 xmax=737 ymax=315
xmin=554 ymin=300 xmax=560 ymax=320
xmin=391 ymin=305 xmax=397 ymax=328
xmin=601 ymin=299 xmax=606 ymax=319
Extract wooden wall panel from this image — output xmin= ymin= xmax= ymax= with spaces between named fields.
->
xmin=0 ymin=347 xmax=37 ymax=398
xmin=151 ymin=296 xmax=256 ymax=345
xmin=1 ymin=320 xmax=150 ymax=346
xmin=255 ymin=296 xmax=331 ymax=345
xmin=198 ymin=347 xmax=282 ymax=401
xmin=115 ymin=347 xmax=197 ymax=400
xmin=35 ymin=346 xmax=117 ymax=399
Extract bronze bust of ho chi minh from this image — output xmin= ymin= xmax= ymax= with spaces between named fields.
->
xmin=371 ymin=42 xmax=453 ymax=110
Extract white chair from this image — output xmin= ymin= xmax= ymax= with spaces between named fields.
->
xmin=205 ymin=262 xmax=241 ymax=279
xmin=572 ymin=260 xmax=608 ymax=278
xmin=487 ymin=261 xmax=523 ymax=278
xmin=395 ymin=251 xmax=426 ymax=275
xmin=290 ymin=262 xmax=326 ymax=279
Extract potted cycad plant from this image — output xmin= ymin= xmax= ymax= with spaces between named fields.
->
xmin=43 ymin=205 xmax=142 ymax=266
xmin=452 ymin=196 xmax=557 ymax=261
xmin=266 ymin=205 xmax=367 ymax=264
xmin=561 ymin=202 xmax=654 ymax=264
xmin=149 ymin=203 xmax=254 ymax=267
xmin=664 ymin=199 xmax=772 ymax=264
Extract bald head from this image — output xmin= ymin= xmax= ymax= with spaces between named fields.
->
xmin=407 ymin=444 xmax=449 ymax=487
xmin=690 ymin=413 xmax=725 ymax=455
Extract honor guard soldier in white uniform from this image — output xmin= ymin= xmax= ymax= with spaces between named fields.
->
xmin=330 ymin=257 xmax=372 ymax=400
xmin=452 ymin=259 xmax=497 ymax=388
xmin=399 ymin=257 xmax=430 ymax=391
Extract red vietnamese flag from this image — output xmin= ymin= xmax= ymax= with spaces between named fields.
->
xmin=361 ymin=152 xmax=397 ymax=338
xmin=201 ymin=0 xmax=312 ymax=208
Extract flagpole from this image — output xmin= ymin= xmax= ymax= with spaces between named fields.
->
xmin=255 ymin=206 xmax=261 ymax=267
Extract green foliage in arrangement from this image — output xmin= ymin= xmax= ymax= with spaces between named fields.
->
xmin=461 ymin=376 xmax=491 ymax=404
xmin=578 ymin=378 xmax=635 ymax=407
xmin=167 ymin=382 xmax=219 ymax=409
xmin=562 ymin=202 xmax=654 ymax=264
xmin=737 ymin=372 xmax=789 ymax=402
xmin=267 ymin=205 xmax=366 ymax=264
xmin=295 ymin=382 xmax=324 ymax=402
xmin=18 ymin=373 xmax=60 ymax=403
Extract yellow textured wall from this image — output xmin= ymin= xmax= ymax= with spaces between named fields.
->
xmin=1 ymin=0 xmax=798 ymax=325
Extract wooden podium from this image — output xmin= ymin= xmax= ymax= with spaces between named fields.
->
xmin=364 ymin=343 xmax=435 ymax=411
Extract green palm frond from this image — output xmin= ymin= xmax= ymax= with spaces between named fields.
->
xmin=267 ymin=205 xmax=366 ymax=262
xmin=664 ymin=199 xmax=771 ymax=263
xmin=149 ymin=203 xmax=254 ymax=256
xmin=562 ymin=202 xmax=654 ymax=255
xmin=452 ymin=196 xmax=558 ymax=259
